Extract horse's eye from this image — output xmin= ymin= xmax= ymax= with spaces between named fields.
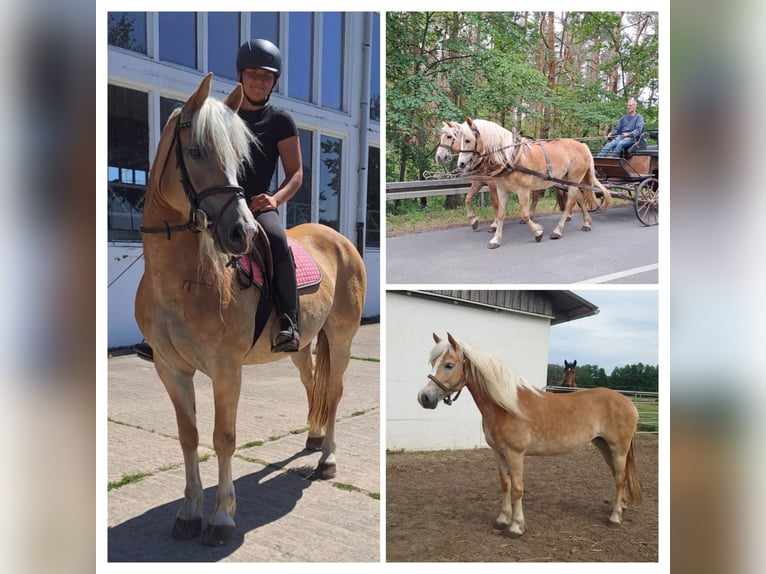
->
xmin=444 ymin=362 xmax=455 ymax=370
xmin=188 ymin=146 xmax=203 ymax=160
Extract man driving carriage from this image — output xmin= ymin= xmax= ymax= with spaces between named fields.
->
xmin=597 ymin=98 xmax=645 ymax=157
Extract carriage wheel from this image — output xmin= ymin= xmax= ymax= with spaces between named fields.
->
xmin=635 ymin=177 xmax=659 ymax=226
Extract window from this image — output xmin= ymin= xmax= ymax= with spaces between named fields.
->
xmin=159 ymin=12 xmax=197 ymax=69
xmin=366 ymin=146 xmax=380 ymax=248
xmin=321 ymin=13 xmax=344 ymax=110
xmin=108 ymin=85 xmax=149 ymax=240
xmin=370 ymin=13 xmax=380 ymax=121
xmin=160 ymin=97 xmax=184 ymax=130
xmin=287 ymin=13 xmax=313 ymax=102
xmin=286 ymin=128 xmax=313 ymax=229
xmin=318 ymin=135 xmax=342 ymax=230
xmin=108 ymin=12 xmax=147 ymax=55
xmin=250 ymin=12 xmax=279 ymax=47
xmin=208 ymin=13 xmax=240 ymax=80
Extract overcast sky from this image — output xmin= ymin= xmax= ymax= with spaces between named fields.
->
xmin=547 ymin=289 xmax=659 ymax=373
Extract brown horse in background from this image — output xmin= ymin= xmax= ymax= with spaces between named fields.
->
xmin=418 ymin=333 xmax=640 ymax=538
xmin=457 ymin=118 xmax=612 ymax=249
xmin=550 ymin=359 xmax=578 ymax=392
xmin=134 ymin=73 xmax=367 ymax=545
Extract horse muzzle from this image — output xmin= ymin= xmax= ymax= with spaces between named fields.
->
xmin=417 ymin=388 xmax=439 ymax=409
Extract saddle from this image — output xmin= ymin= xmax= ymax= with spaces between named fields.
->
xmin=232 ymin=225 xmax=322 ymax=348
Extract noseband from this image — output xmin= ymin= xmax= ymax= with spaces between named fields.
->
xmin=427 ymin=358 xmax=467 ymax=406
xmin=140 ymin=115 xmax=246 ymax=239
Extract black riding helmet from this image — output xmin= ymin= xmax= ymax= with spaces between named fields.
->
xmin=236 ymin=39 xmax=282 ymax=80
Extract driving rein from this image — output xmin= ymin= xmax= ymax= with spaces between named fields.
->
xmin=140 ymin=115 xmax=247 ymax=240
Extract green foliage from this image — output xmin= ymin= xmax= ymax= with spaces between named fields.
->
xmin=386 ymin=11 xmax=659 ymax=182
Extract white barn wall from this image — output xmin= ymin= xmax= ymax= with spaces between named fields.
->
xmin=386 ymin=292 xmax=551 ymax=451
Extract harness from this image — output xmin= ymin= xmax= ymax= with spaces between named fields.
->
xmin=140 ymin=114 xmax=247 ymax=239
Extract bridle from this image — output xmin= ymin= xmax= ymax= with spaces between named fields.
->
xmin=427 ymin=357 xmax=467 ymax=406
xmin=140 ymin=114 xmax=247 ymax=240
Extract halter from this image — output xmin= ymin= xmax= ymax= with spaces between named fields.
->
xmin=427 ymin=357 xmax=467 ymax=406
xmin=140 ymin=114 xmax=247 ymax=240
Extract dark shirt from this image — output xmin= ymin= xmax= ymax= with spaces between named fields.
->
xmin=238 ymin=105 xmax=298 ymax=202
xmin=611 ymin=113 xmax=645 ymax=138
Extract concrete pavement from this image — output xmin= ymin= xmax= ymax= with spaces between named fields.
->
xmin=107 ymin=323 xmax=380 ymax=562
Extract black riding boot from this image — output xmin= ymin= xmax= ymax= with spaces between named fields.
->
xmin=271 ymin=250 xmax=300 ymax=352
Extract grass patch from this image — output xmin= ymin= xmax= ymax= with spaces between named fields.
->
xmin=290 ymin=427 xmax=309 ymax=435
xmin=238 ymin=440 xmax=265 ymax=449
xmin=369 ymin=492 xmax=380 ymax=500
xmin=333 ymin=482 xmax=361 ymax=493
xmin=108 ymin=471 xmax=152 ymax=491
xmin=351 ymin=356 xmax=380 ymax=363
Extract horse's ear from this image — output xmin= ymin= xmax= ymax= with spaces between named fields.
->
xmin=224 ymin=84 xmax=244 ymax=113
xmin=432 ymin=333 xmax=442 ymax=344
xmin=466 ymin=117 xmax=474 ymax=127
xmin=184 ymin=72 xmax=213 ymax=115
xmin=447 ymin=332 xmax=460 ymax=351
xmin=572 ymin=360 xmax=577 ymax=367
xmin=564 ymin=360 xmax=570 ymax=368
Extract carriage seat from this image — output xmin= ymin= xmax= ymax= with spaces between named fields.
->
xmin=621 ymin=129 xmax=658 ymax=158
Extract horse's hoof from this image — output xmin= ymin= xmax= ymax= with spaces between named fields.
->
xmin=581 ymin=226 xmax=591 ymax=232
xmin=566 ymin=216 xmax=572 ymax=221
xmin=471 ymin=220 xmax=479 ymax=230
xmin=171 ymin=517 xmax=202 ymax=540
xmin=487 ymin=242 xmax=499 ymax=250
xmin=503 ymin=528 xmax=523 ymax=539
xmin=312 ymin=462 xmax=337 ymax=480
xmin=536 ymin=233 xmax=545 ymax=242
xmin=550 ymin=232 xmax=561 ymax=240
xmin=493 ymin=520 xmax=509 ymax=531
xmin=488 ymin=226 xmax=497 ymax=233
xmin=305 ymin=436 xmax=324 ymax=451
xmin=606 ymin=519 xmax=622 ymax=529
xmin=200 ymin=524 xmax=234 ymax=546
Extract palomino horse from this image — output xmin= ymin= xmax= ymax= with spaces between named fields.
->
xmin=418 ymin=333 xmax=641 ymax=538
xmin=135 ymin=73 xmax=367 ymax=545
xmin=550 ymin=359 xmax=578 ymax=392
xmin=456 ymin=118 xmax=612 ymax=248
xmin=435 ymin=121 xmax=566 ymax=232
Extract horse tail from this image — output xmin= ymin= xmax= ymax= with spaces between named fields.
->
xmin=307 ymin=328 xmax=331 ymax=432
xmin=624 ymin=434 xmax=642 ymax=504
xmin=586 ymin=158 xmax=613 ymax=208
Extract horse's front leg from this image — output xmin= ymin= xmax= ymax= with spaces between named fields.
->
xmin=517 ymin=186 xmax=544 ymax=243
xmin=156 ymin=362 xmax=203 ymax=540
xmin=491 ymin=451 xmax=513 ymax=530
xmin=200 ymin=368 xmax=243 ymax=546
xmin=464 ymin=181 xmax=482 ymax=230
xmin=505 ymin=451 xmax=526 ymax=538
xmin=487 ymin=187 xmax=509 ymax=249
xmin=488 ymin=181 xmax=499 ymax=232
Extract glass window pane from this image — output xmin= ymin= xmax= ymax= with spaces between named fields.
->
xmin=286 ymin=128 xmax=313 ymax=229
xmin=321 ymin=13 xmax=343 ymax=110
xmin=370 ymin=13 xmax=380 ymax=121
xmin=319 ymin=135 xmax=342 ymax=230
xmin=108 ymin=85 xmax=149 ymax=240
xmin=250 ymin=12 xmax=279 ymax=46
xmin=209 ymin=12 xmax=240 ymax=81
xmin=159 ymin=12 xmax=197 ymax=69
xmin=108 ymin=12 xmax=147 ymax=54
xmin=160 ymin=97 xmax=184 ymax=129
xmin=288 ymin=13 xmax=313 ymax=102
xmin=366 ymin=146 xmax=380 ymax=247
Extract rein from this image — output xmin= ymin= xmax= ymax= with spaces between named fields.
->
xmin=140 ymin=115 xmax=247 ymax=239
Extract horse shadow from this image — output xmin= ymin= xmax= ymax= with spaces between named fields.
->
xmin=108 ymin=451 xmax=317 ymax=562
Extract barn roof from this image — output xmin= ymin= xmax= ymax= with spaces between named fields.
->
xmin=400 ymin=290 xmax=598 ymax=326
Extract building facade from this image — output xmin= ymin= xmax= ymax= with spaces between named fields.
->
xmin=107 ymin=12 xmax=381 ymax=348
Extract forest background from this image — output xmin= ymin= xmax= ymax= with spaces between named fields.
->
xmin=386 ymin=11 xmax=659 ymax=199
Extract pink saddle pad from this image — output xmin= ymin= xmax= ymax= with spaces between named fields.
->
xmin=239 ymin=237 xmax=322 ymax=291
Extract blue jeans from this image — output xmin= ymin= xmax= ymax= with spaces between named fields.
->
xmin=598 ymin=135 xmax=636 ymax=157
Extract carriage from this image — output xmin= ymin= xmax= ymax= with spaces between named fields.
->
xmin=590 ymin=129 xmax=659 ymax=226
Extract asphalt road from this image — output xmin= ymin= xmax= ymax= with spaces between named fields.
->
xmin=386 ymin=206 xmax=658 ymax=284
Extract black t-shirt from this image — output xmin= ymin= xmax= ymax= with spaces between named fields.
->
xmin=238 ymin=105 xmax=298 ymax=201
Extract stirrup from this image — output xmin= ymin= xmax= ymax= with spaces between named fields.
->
xmin=271 ymin=314 xmax=300 ymax=353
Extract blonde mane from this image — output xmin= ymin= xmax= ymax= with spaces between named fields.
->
xmin=468 ymin=119 xmax=521 ymax=169
xmin=460 ymin=341 xmax=543 ymax=418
